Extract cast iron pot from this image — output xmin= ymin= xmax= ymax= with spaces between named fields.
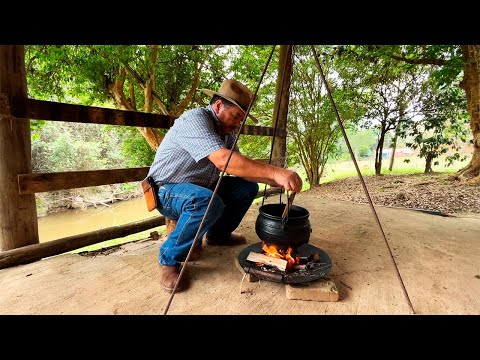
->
xmin=255 ymin=203 xmax=311 ymax=248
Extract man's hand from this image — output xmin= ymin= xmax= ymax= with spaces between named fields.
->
xmin=272 ymin=168 xmax=303 ymax=193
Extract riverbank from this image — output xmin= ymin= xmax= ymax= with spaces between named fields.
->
xmin=35 ymin=182 xmax=143 ymax=217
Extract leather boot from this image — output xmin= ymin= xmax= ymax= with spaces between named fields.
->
xmin=205 ymin=233 xmax=247 ymax=246
xmin=157 ymin=263 xmax=186 ymax=292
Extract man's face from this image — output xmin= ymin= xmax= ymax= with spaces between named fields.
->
xmin=216 ymin=101 xmax=245 ymax=134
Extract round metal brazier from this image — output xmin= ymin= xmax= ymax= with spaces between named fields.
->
xmin=255 ymin=203 xmax=311 ymax=248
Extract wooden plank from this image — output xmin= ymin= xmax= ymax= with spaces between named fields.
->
xmin=255 ymin=186 xmax=283 ymax=199
xmin=18 ymin=167 xmax=149 ymax=194
xmin=246 ymin=251 xmax=287 ymax=271
xmin=0 ymin=216 xmax=166 ymax=270
xmin=11 ymin=97 xmax=177 ymax=129
xmin=18 ymin=167 xmax=284 ymax=195
xmin=8 ymin=97 xmax=286 ymax=137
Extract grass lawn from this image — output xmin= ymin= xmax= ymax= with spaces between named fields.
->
xmin=314 ymin=154 xmax=471 ymax=187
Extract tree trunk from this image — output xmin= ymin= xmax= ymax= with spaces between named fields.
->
xmin=456 ymin=45 xmax=480 ymax=183
xmin=106 ymin=70 xmax=164 ymax=151
xmin=0 ymin=46 xmax=39 ymax=251
xmin=424 ymin=153 xmax=434 ymax=173
xmin=375 ymin=129 xmax=386 ymax=175
xmin=388 ymin=131 xmax=398 ymax=172
xmin=389 ymin=106 xmax=405 ymax=171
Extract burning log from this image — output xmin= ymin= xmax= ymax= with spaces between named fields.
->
xmin=246 ymin=251 xmax=287 ymax=271
xmin=243 ymin=266 xmax=284 ymax=283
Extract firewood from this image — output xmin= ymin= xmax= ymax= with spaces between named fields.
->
xmin=246 ymin=251 xmax=287 ymax=271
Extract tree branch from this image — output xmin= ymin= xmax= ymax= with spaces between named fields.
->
xmin=390 ymin=54 xmax=449 ymax=66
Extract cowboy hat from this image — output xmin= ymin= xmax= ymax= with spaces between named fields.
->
xmin=200 ymin=79 xmax=259 ymax=124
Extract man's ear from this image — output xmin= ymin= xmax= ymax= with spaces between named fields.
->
xmin=212 ymin=99 xmax=224 ymax=114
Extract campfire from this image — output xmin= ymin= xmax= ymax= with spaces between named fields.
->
xmin=261 ymin=242 xmax=299 ymax=271
xmin=239 ymin=242 xmax=332 ymax=284
xmin=245 ymin=241 xmax=322 ymax=273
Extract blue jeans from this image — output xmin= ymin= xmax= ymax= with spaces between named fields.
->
xmin=156 ymin=176 xmax=259 ymax=267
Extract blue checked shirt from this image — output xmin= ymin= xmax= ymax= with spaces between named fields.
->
xmin=147 ymin=105 xmax=239 ymax=188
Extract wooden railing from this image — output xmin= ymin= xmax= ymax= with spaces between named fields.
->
xmin=9 ymin=97 xmax=286 ymax=194
xmin=0 ymin=95 xmax=286 ymax=269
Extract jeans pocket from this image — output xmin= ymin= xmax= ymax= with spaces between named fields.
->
xmin=158 ymin=186 xmax=173 ymax=214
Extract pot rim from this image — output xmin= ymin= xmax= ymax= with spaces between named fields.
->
xmin=258 ymin=203 xmax=309 ymax=220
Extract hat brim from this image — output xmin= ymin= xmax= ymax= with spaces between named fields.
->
xmin=200 ymin=88 xmax=259 ymax=124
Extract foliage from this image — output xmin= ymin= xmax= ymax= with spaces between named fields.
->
xmin=32 ymin=122 xmax=112 ymax=173
xmin=333 ymin=45 xmax=462 ymax=175
xmin=337 ymin=128 xmax=377 ymax=160
xmin=110 ymin=126 xmax=157 ymax=167
xmin=30 ymin=120 xmax=46 ymax=139
xmin=403 ymin=76 xmax=470 ymax=172
xmin=227 ymin=45 xmax=279 ymax=126
xmin=286 ymin=45 xmax=370 ymax=187
xmin=20 ymin=45 xmax=476 ymax=215
xmin=31 ymin=121 xmax=135 ymax=213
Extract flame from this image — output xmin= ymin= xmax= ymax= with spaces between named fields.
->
xmin=261 ymin=241 xmax=300 ymax=270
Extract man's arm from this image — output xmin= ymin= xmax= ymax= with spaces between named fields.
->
xmin=208 ymin=148 xmax=303 ymax=193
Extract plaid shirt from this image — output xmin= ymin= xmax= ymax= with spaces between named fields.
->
xmin=147 ymin=105 xmax=239 ymax=188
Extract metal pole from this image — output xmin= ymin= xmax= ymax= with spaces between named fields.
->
xmin=310 ymin=45 xmax=415 ymax=314
xmin=163 ymin=45 xmax=278 ymax=315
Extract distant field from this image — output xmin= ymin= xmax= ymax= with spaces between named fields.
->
xmin=306 ymin=153 xmax=472 ymax=188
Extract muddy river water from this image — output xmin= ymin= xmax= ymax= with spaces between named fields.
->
xmin=38 ymin=197 xmax=157 ymax=242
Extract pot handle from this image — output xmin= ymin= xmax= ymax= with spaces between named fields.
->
xmin=281 ymin=191 xmax=296 ymax=224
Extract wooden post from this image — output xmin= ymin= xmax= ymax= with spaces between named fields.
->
xmin=271 ymin=45 xmax=293 ymax=167
xmin=0 ymin=45 xmax=39 ymax=251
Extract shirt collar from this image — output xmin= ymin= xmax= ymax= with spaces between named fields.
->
xmin=207 ymin=105 xmax=221 ymax=127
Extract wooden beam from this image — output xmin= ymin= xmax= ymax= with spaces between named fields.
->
xmin=18 ymin=168 xmax=285 ymax=195
xmin=0 ymin=46 xmax=39 ymax=251
xmin=8 ymin=97 xmax=286 ymax=137
xmin=18 ymin=167 xmax=149 ymax=194
xmin=10 ymin=97 xmax=177 ymax=129
xmin=0 ymin=216 xmax=166 ymax=270
xmin=272 ymin=45 xmax=293 ymax=165
xmin=256 ymin=157 xmax=286 ymax=168
xmin=242 ymin=124 xmax=287 ymax=137
xmin=255 ymin=186 xmax=283 ymax=199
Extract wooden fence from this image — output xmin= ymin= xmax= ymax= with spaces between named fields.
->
xmin=0 ymin=95 xmax=286 ymax=269
xmin=0 ymin=45 xmax=293 ymax=270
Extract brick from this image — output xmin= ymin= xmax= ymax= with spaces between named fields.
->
xmin=285 ymin=278 xmax=340 ymax=302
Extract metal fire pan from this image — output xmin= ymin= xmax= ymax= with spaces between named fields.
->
xmin=238 ymin=242 xmax=332 ymax=284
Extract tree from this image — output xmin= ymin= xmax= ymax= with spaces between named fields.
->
xmin=350 ymin=57 xmax=424 ymax=175
xmin=25 ymin=45 xmax=229 ymax=153
xmin=287 ymin=46 xmax=365 ymax=187
xmin=405 ymin=79 xmax=470 ymax=173
xmin=345 ymin=45 xmax=480 ymax=183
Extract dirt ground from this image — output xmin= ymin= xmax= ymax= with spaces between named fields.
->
xmin=311 ymin=172 xmax=480 ymax=217
xmin=1 ymin=177 xmax=479 ymax=315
